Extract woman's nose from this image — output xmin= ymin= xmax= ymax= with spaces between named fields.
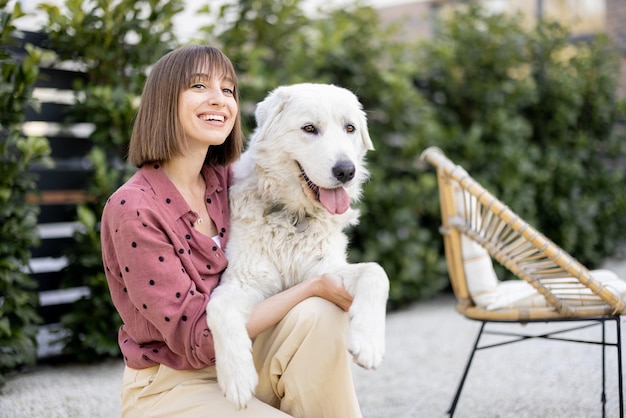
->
xmin=207 ymin=90 xmax=225 ymax=107
xmin=206 ymin=82 xmax=226 ymax=106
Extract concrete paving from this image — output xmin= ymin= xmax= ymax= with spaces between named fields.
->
xmin=1 ymin=257 xmax=625 ymax=417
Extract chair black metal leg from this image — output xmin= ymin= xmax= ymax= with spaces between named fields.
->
xmin=448 ymin=322 xmax=486 ymax=417
xmin=603 ymin=319 xmax=607 ymax=418
xmin=616 ymin=318 xmax=623 ymax=418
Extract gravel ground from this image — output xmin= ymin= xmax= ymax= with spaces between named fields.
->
xmin=2 ymin=257 xmax=625 ymax=418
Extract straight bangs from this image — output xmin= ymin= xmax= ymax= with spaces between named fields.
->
xmin=186 ymin=48 xmax=238 ymax=93
xmin=128 ymin=45 xmax=244 ymax=167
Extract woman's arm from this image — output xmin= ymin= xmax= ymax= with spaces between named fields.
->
xmin=246 ymin=274 xmax=352 ymax=339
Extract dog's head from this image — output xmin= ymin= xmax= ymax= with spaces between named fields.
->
xmin=246 ymin=83 xmax=373 ymax=216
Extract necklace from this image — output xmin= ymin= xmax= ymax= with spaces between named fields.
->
xmin=196 ymin=216 xmax=204 ymax=224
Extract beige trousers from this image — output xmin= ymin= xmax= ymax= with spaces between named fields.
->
xmin=120 ymin=297 xmax=362 ymax=418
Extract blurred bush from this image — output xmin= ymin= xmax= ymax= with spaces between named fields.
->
xmin=413 ymin=5 xmax=626 ymax=275
xmin=0 ymin=0 xmax=50 ymax=386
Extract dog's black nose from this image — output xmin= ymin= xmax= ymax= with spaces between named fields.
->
xmin=333 ymin=161 xmax=356 ymax=183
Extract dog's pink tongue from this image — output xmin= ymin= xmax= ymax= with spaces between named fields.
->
xmin=319 ymin=187 xmax=350 ymax=214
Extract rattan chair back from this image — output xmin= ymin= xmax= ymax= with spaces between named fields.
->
xmin=421 ymin=146 xmax=626 ymax=321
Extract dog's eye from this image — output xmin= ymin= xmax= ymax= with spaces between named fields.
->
xmin=345 ymin=124 xmax=356 ymax=133
xmin=301 ymin=124 xmax=317 ymax=134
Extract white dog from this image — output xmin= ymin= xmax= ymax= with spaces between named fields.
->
xmin=206 ymin=83 xmax=389 ymax=409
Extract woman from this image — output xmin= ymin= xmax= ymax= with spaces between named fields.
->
xmin=100 ymin=45 xmax=362 ymax=417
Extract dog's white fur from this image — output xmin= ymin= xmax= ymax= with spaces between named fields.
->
xmin=206 ymin=83 xmax=389 ymax=409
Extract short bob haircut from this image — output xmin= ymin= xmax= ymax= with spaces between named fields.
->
xmin=128 ymin=45 xmax=244 ymax=168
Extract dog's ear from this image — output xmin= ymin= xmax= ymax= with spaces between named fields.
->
xmin=359 ymin=109 xmax=374 ymax=152
xmin=254 ymin=87 xmax=290 ymax=142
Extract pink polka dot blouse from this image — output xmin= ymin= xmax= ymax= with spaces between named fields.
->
xmin=101 ymin=163 xmax=231 ymax=370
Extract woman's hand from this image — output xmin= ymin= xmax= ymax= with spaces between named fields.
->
xmin=246 ymin=273 xmax=353 ymax=338
xmin=310 ymin=273 xmax=353 ymax=312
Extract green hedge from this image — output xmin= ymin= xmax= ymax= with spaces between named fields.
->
xmin=0 ymin=1 xmax=51 ymax=386
xmin=413 ymin=6 xmax=626 ymax=272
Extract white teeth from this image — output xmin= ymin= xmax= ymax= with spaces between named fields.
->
xmin=199 ymin=114 xmax=225 ymax=122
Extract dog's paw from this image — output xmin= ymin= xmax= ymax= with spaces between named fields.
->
xmin=221 ymin=372 xmax=258 ymax=410
xmin=348 ymin=328 xmax=385 ymax=370
xmin=347 ymin=309 xmax=385 ymax=369
xmin=216 ymin=352 xmax=259 ymax=410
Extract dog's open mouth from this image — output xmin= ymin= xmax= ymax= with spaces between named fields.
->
xmin=297 ymin=162 xmax=350 ymax=215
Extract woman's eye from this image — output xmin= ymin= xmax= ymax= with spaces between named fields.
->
xmin=301 ymin=124 xmax=317 ymax=134
xmin=345 ymin=124 xmax=356 ymax=133
xmin=222 ymin=87 xmax=234 ymax=95
xmin=191 ymin=83 xmax=205 ymax=89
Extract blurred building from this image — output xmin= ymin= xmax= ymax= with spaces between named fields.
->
xmin=606 ymin=0 xmax=626 ymax=99
xmin=377 ymin=0 xmax=626 ymax=99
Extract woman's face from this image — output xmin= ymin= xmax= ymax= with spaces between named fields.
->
xmin=178 ymin=71 xmax=238 ymax=151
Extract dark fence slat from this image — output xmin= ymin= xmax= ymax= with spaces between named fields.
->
xmin=25 ymin=102 xmax=72 ymax=123
xmin=46 ymin=136 xmax=93 ymax=159
xmin=36 ymin=204 xmax=81 ymax=224
xmin=37 ymin=303 xmax=74 ymax=325
xmin=30 ymin=271 xmax=64 ymax=293
xmin=37 ymin=67 xmax=88 ymax=89
xmin=11 ymin=30 xmax=98 ymax=359
xmin=31 ymin=238 xmax=76 ymax=259
xmin=31 ymin=168 xmax=93 ymax=191
xmin=16 ymin=30 xmax=50 ymax=48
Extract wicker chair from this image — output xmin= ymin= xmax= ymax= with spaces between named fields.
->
xmin=421 ymin=146 xmax=625 ymax=418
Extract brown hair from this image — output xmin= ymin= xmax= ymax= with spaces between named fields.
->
xmin=128 ymin=45 xmax=244 ymax=167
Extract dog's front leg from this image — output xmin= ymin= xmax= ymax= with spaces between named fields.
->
xmin=338 ymin=262 xmax=389 ymax=370
xmin=206 ymin=279 xmax=262 ymax=409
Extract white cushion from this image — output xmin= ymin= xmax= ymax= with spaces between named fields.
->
xmin=462 ymin=235 xmax=499 ymax=307
xmin=454 ymin=185 xmax=500 ymax=306
xmin=485 ymin=269 xmax=626 ymax=310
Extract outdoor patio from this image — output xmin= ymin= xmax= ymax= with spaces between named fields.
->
xmin=2 ymin=282 xmax=625 ymax=417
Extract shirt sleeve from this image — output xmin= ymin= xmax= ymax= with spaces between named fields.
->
xmin=106 ymin=202 xmax=215 ymax=368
